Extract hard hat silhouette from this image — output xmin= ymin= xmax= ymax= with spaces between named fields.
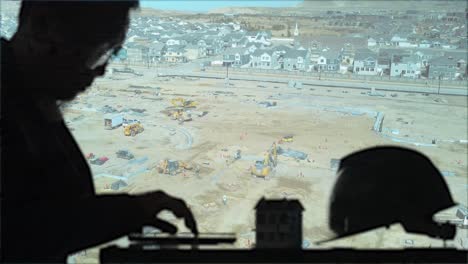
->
xmin=321 ymin=146 xmax=456 ymax=244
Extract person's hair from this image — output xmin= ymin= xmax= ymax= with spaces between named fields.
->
xmin=18 ymin=0 xmax=139 ymax=45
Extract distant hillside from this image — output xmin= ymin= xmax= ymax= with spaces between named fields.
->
xmin=298 ymin=0 xmax=465 ymax=12
xmin=134 ymin=7 xmax=192 ymax=17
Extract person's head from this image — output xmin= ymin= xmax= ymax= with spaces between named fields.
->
xmin=328 ymin=146 xmax=456 ymax=240
xmin=11 ymin=0 xmax=139 ymax=100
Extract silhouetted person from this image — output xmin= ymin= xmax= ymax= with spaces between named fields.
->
xmin=323 ymin=146 xmax=457 ymax=244
xmin=1 ymin=1 xmax=198 ymax=262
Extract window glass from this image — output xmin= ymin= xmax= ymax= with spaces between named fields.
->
xmin=3 ymin=1 xmax=466 ymax=261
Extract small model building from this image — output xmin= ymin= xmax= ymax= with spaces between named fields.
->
xmin=255 ymin=198 xmax=304 ymax=249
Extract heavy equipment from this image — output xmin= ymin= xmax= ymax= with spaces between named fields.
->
xmin=116 ymin=149 xmax=135 ymax=160
xmin=278 ymin=134 xmax=294 ymax=144
xmin=124 ymin=123 xmax=144 ymax=136
xmin=171 ymin=98 xmax=197 ymax=108
xmin=157 ymin=159 xmax=193 ymax=175
xmin=251 ymin=143 xmax=278 ymax=179
xmin=90 ymin=156 xmax=109 ymax=165
xmin=170 ymin=109 xmax=192 ymax=124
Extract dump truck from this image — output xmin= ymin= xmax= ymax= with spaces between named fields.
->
xmin=157 ymin=159 xmax=193 ymax=175
xmin=124 ymin=123 xmax=144 ymax=136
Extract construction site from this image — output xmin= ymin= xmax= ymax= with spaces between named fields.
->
xmin=62 ymin=64 xmax=468 ymax=262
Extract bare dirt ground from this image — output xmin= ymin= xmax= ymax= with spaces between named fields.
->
xmin=65 ymin=64 xmax=467 ymax=263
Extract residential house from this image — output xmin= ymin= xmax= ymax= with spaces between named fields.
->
xmin=378 ymin=48 xmax=412 ymax=74
xmin=222 ymin=32 xmax=246 ymax=48
xmin=148 ymin=42 xmax=166 ymax=63
xmin=250 ymin=49 xmax=274 ymax=69
xmin=204 ymin=37 xmax=224 ymax=56
xmin=428 ymin=56 xmax=459 ymax=80
xmin=390 ymin=55 xmax=422 ymax=78
xmin=283 ymin=49 xmax=310 ymax=71
xmin=246 ymin=31 xmax=258 ymax=42
xmin=390 ymin=35 xmax=411 ymax=47
xmin=164 ymin=45 xmax=187 ymax=63
xmin=254 ymin=33 xmax=271 ymax=46
xmin=197 ymin=42 xmax=208 ymax=58
xmin=418 ymin=40 xmax=432 ymax=48
xmin=375 ymin=56 xmax=391 ymax=76
xmin=308 ymin=49 xmax=322 ymax=68
xmin=316 ymin=49 xmax=341 ymax=72
xmin=166 ymin=38 xmax=184 ymax=46
xmin=341 ymin=43 xmax=359 ymax=65
xmin=247 ymin=43 xmax=265 ymax=54
xmin=412 ymin=49 xmax=444 ymax=72
xmin=223 ymin=47 xmax=250 ymax=67
xmin=255 ymin=198 xmax=304 ymax=249
xmin=442 ymin=51 xmax=467 ymax=78
xmin=367 ymin=37 xmax=377 ymax=48
xmin=184 ymin=44 xmax=200 ymax=61
xmin=353 ymin=49 xmax=378 ymax=75
xmin=270 ymin=45 xmax=292 ymax=70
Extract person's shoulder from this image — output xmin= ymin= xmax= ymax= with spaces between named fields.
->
xmin=1 ymin=38 xmax=16 ymax=88
xmin=1 ymin=38 xmax=12 ymax=65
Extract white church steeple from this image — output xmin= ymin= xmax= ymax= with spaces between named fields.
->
xmin=294 ymin=23 xmax=299 ymax=37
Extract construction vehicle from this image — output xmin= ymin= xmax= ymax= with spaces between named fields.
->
xmin=157 ymin=159 xmax=193 ymax=175
xmin=124 ymin=123 xmax=144 ymax=136
xmin=90 ymin=156 xmax=109 ymax=165
xmin=279 ymin=134 xmax=294 ymax=144
xmin=116 ymin=149 xmax=135 ymax=160
xmin=251 ymin=143 xmax=278 ymax=179
xmin=170 ymin=109 xmax=192 ymax=124
xmin=170 ymin=98 xmax=197 ymax=108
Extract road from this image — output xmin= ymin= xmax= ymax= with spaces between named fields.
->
xmin=158 ymin=70 xmax=468 ymax=96
xmin=109 ymin=61 xmax=468 ymax=96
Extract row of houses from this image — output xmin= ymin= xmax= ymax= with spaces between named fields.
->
xmin=113 ymin=14 xmax=467 ymax=80
xmin=120 ymin=28 xmax=273 ymax=64
xmin=221 ymin=43 xmax=467 ymax=80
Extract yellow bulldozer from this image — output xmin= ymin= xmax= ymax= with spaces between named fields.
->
xmin=171 ymin=98 xmax=197 ymax=108
xmin=124 ymin=123 xmax=144 ymax=137
xmin=157 ymin=159 xmax=193 ymax=175
xmin=251 ymin=142 xmax=278 ymax=179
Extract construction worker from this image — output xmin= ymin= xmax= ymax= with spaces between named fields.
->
xmin=195 ymin=165 xmax=201 ymax=178
xmin=1 ymin=1 xmax=197 ymax=262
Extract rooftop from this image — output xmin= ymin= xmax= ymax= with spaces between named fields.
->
xmin=255 ymin=198 xmax=304 ymax=211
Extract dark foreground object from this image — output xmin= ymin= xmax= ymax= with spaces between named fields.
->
xmin=101 ymin=247 xmax=467 ymax=263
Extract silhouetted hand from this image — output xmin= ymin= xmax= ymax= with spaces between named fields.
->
xmin=137 ymin=191 xmax=198 ymax=236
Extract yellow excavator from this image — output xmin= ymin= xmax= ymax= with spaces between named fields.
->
xmin=251 ymin=142 xmax=278 ymax=178
xmin=157 ymin=159 xmax=193 ymax=175
xmin=124 ymin=123 xmax=144 ymax=136
xmin=171 ymin=98 xmax=197 ymax=108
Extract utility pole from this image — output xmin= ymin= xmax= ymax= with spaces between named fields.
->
xmin=225 ymin=62 xmax=230 ymax=87
xmin=438 ymin=74 xmax=442 ymax=94
xmin=226 ymin=62 xmax=229 ymax=79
